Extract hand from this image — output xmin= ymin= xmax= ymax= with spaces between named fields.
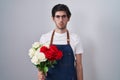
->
xmin=38 ymin=70 xmax=46 ymax=80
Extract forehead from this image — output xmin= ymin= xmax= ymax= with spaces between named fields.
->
xmin=55 ymin=11 xmax=67 ymax=15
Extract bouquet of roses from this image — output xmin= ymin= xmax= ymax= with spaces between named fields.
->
xmin=28 ymin=42 xmax=63 ymax=75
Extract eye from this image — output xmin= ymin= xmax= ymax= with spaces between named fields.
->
xmin=55 ymin=15 xmax=67 ymax=19
xmin=62 ymin=15 xmax=67 ymax=18
xmin=55 ymin=15 xmax=60 ymax=18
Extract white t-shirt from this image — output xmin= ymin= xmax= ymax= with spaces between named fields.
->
xmin=39 ymin=30 xmax=83 ymax=54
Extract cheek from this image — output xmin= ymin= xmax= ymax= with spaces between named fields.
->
xmin=63 ymin=21 xmax=68 ymax=24
xmin=54 ymin=21 xmax=59 ymax=24
xmin=53 ymin=19 xmax=58 ymax=23
xmin=54 ymin=21 xmax=58 ymax=24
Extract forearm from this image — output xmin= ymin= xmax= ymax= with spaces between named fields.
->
xmin=76 ymin=63 xmax=83 ymax=80
xmin=38 ymin=70 xmax=46 ymax=80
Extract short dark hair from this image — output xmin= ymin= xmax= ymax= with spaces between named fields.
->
xmin=52 ymin=4 xmax=71 ymax=18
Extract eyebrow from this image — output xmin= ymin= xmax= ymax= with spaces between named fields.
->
xmin=55 ymin=15 xmax=67 ymax=17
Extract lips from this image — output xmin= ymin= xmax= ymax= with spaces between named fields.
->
xmin=59 ymin=22 xmax=64 ymax=25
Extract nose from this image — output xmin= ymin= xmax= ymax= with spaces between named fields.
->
xmin=59 ymin=17 xmax=63 ymax=22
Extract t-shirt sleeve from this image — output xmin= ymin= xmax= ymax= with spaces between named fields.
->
xmin=74 ymin=34 xmax=84 ymax=54
xmin=39 ymin=33 xmax=51 ymax=44
xmin=39 ymin=35 xmax=45 ymax=44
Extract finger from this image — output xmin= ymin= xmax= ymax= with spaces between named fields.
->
xmin=38 ymin=71 xmax=43 ymax=74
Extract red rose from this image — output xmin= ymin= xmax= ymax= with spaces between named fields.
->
xmin=40 ymin=45 xmax=63 ymax=61
xmin=49 ymin=45 xmax=59 ymax=53
xmin=49 ymin=45 xmax=63 ymax=60
xmin=55 ymin=50 xmax=63 ymax=60
xmin=40 ymin=46 xmax=49 ymax=53
xmin=44 ymin=50 xmax=54 ymax=61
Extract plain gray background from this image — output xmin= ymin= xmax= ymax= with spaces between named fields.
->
xmin=0 ymin=0 xmax=120 ymax=80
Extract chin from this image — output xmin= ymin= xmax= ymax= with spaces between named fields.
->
xmin=58 ymin=27 xmax=66 ymax=30
xmin=58 ymin=26 xmax=66 ymax=29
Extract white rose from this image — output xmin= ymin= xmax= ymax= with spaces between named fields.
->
xmin=32 ymin=42 xmax=40 ymax=49
xmin=31 ymin=55 xmax=40 ymax=65
xmin=35 ymin=51 xmax=47 ymax=62
xmin=28 ymin=48 xmax=35 ymax=58
xmin=31 ymin=51 xmax=47 ymax=65
xmin=36 ymin=47 xmax=40 ymax=52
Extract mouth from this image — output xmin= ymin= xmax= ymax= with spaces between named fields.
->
xmin=59 ymin=22 xmax=64 ymax=25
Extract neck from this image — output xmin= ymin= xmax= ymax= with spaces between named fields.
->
xmin=55 ymin=28 xmax=67 ymax=33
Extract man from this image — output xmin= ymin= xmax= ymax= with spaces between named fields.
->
xmin=38 ymin=4 xmax=83 ymax=80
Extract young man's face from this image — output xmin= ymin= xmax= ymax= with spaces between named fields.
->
xmin=52 ymin=11 xmax=70 ymax=30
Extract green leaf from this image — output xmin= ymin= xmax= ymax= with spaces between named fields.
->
xmin=44 ymin=66 xmax=48 ymax=73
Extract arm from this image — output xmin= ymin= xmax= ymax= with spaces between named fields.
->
xmin=75 ymin=54 xmax=83 ymax=80
xmin=38 ymin=70 xmax=46 ymax=80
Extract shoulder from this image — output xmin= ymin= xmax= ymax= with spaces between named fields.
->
xmin=41 ymin=31 xmax=52 ymax=38
xmin=39 ymin=30 xmax=53 ymax=43
xmin=69 ymin=31 xmax=80 ymax=42
xmin=69 ymin=31 xmax=84 ymax=54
